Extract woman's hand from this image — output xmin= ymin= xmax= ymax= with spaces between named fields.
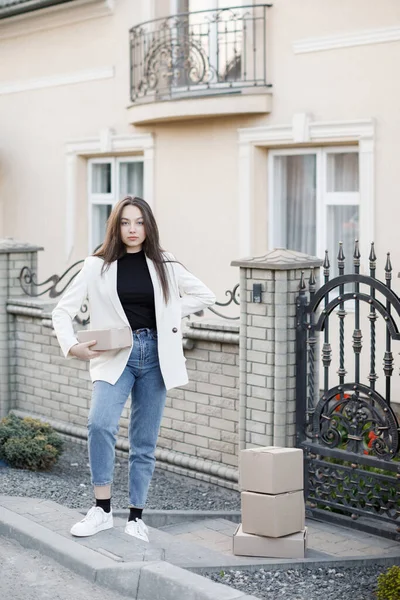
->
xmin=68 ymin=340 xmax=104 ymax=361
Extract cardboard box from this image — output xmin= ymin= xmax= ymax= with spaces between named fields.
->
xmin=233 ymin=524 xmax=308 ymax=558
xmin=77 ymin=327 xmax=131 ymax=351
xmin=241 ymin=490 xmax=305 ymax=538
xmin=239 ymin=446 xmax=303 ymax=495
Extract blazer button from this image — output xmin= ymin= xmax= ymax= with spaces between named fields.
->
xmin=172 ymin=327 xmax=178 ymax=333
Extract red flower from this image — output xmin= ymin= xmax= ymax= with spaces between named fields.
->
xmin=334 ymin=393 xmax=350 ymax=411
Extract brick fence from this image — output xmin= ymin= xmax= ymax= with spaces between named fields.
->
xmin=1 ymin=239 xmax=322 ymax=488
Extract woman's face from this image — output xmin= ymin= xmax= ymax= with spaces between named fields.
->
xmin=120 ymin=204 xmax=146 ymax=253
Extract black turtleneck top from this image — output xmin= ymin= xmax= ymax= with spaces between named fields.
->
xmin=117 ymin=250 xmax=157 ymax=331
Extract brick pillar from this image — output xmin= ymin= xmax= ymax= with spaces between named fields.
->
xmin=0 ymin=238 xmax=43 ymax=418
xmin=231 ymin=249 xmax=322 ymax=449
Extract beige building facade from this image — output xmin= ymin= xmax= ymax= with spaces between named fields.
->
xmin=1 ymin=0 xmax=400 ymax=407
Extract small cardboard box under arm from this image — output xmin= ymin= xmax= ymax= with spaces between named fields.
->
xmin=233 ymin=524 xmax=308 ymax=558
xmin=77 ymin=327 xmax=132 ymax=351
xmin=239 ymin=446 xmax=304 ymax=495
xmin=241 ymin=490 xmax=305 ymax=538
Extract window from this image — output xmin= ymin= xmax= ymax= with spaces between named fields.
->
xmin=269 ymin=147 xmax=359 ymax=277
xmin=165 ymin=0 xmax=248 ymax=89
xmin=88 ymin=157 xmax=144 ymax=252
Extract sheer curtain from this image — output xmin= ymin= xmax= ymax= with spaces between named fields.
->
xmin=91 ymin=163 xmax=111 ymax=194
xmin=327 ymin=205 xmax=359 ymax=267
xmin=327 ymin=152 xmax=359 ymax=192
xmin=273 ymin=154 xmax=317 ymax=255
xmin=119 ymin=162 xmax=144 ymax=197
xmin=326 ymin=152 xmax=359 ymax=276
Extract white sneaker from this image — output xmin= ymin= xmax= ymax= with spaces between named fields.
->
xmin=70 ymin=506 xmax=113 ymax=537
xmin=124 ymin=518 xmax=149 ymax=543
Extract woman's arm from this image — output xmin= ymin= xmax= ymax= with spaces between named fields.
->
xmin=51 ymin=259 xmax=90 ymax=358
xmin=169 ymin=255 xmax=216 ymax=319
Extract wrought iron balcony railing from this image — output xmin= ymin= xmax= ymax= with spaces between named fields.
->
xmin=129 ymin=4 xmax=272 ymax=103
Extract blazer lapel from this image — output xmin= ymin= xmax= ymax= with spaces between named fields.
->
xmin=145 ymin=255 xmax=163 ymax=321
xmin=106 ymin=260 xmax=130 ymax=325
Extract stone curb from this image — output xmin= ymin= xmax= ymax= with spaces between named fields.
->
xmin=186 ymin=551 xmax=400 ymax=575
xmin=99 ymin=509 xmax=242 ymax=528
xmin=0 ymin=506 xmax=259 ymax=600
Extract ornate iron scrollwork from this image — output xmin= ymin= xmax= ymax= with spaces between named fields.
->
xmin=19 ymin=261 xmax=84 ymax=299
xmin=135 ymin=23 xmax=214 ymax=98
xmin=306 ymin=452 xmax=400 ymax=524
xmin=314 ymin=384 xmax=399 ymax=460
xmin=19 ymin=261 xmax=89 ymax=325
xmin=208 ymin=283 xmax=240 ymax=320
xmin=130 ymin=4 xmax=271 ymax=102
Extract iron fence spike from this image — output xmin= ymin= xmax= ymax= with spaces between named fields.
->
xmin=353 ymin=239 xmax=361 ymax=260
xmin=309 ymin=268 xmax=316 ymax=288
xmin=369 ymin=242 xmax=376 ymax=263
xmin=385 ymin=252 xmax=392 ymax=273
xmin=337 ymin=241 xmax=345 ymax=262
xmin=323 ymin=250 xmax=330 ymax=270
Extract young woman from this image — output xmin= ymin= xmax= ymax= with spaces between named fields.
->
xmin=52 ymin=196 xmax=216 ymax=542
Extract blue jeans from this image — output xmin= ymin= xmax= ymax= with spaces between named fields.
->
xmin=87 ymin=328 xmax=166 ymax=508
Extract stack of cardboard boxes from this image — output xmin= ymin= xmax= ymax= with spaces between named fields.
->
xmin=233 ymin=446 xmax=308 ymax=558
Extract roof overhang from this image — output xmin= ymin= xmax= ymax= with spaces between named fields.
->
xmin=0 ymin=0 xmax=76 ymax=20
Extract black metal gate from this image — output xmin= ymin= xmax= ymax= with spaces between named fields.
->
xmin=296 ymin=241 xmax=400 ymax=538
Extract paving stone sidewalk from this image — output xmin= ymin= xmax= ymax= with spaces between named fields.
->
xmin=1 ymin=495 xmax=399 ymax=571
xmin=1 ymin=495 xmax=400 ymax=600
xmin=158 ymin=517 xmax=400 ymax=562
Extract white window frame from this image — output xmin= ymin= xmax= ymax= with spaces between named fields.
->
xmin=88 ymin=156 xmax=144 ymax=253
xmin=268 ymin=145 xmax=360 ymax=260
xmin=65 ymin=131 xmax=154 ymax=261
xmin=237 ymin=116 xmax=374 ymax=271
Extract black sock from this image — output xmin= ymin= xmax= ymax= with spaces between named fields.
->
xmin=128 ymin=507 xmax=143 ymax=522
xmin=96 ymin=498 xmax=111 ymax=513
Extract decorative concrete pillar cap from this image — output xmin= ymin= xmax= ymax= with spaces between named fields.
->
xmin=231 ymin=248 xmax=323 ymax=270
xmin=0 ymin=238 xmax=44 ymax=254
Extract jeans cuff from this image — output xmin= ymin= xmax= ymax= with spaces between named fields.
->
xmin=92 ymin=481 xmax=113 ymax=486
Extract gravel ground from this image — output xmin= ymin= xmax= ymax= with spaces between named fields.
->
xmin=0 ymin=437 xmax=241 ymax=511
xmin=204 ymin=565 xmax=386 ymax=600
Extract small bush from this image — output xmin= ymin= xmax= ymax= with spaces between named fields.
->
xmin=0 ymin=413 xmax=63 ymax=471
xmin=377 ymin=565 xmax=400 ymax=600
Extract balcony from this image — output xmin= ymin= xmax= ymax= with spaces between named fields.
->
xmin=127 ymin=4 xmax=272 ymax=125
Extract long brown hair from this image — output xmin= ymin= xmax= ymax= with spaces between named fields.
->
xmin=93 ymin=196 xmax=172 ymax=303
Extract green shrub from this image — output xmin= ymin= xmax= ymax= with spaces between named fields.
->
xmin=0 ymin=413 xmax=63 ymax=471
xmin=377 ymin=565 xmax=400 ymax=600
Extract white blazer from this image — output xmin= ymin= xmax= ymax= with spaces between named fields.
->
xmin=51 ymin=253 xmax=216 ymax=390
